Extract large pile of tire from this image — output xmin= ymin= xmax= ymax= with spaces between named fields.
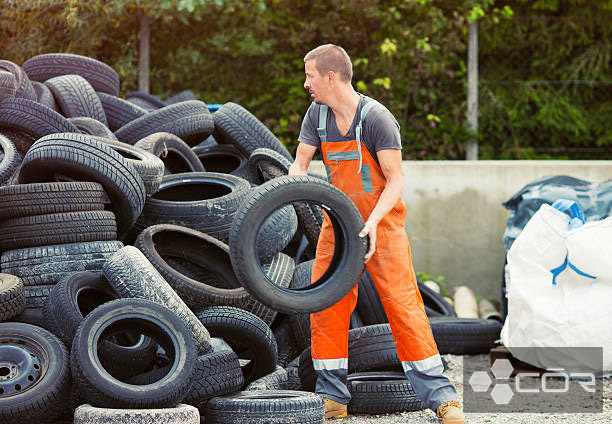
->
xmin=0 ymin=53 xmax=501 ymax=423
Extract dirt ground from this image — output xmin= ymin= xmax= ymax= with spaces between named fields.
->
xmin=335 ymin=354 xmax=612 ymax=424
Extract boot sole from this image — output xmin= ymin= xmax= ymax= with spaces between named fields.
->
xmin=325 ymin=410 xmax=348 ymax=419
xmin=442 ymin=419 xmax=464 ymax=424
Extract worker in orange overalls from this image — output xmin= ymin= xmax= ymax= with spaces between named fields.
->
xmin=288 ymin=44 xmax=464 ymax=424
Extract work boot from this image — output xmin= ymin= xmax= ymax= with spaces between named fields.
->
xmin=321 ymin=397 xmax=348 ymax=419
xmin=436 ymin=400 xmax=465 ymax=424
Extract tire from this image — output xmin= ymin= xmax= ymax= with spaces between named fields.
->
xmin=245 ymin=365 xmax=288 ymax=391
xmin=32 ymin=81 xmax=58 ymax=111
xmin=247 ymin=147 xmax=292 ymax=184
xmin=18 ymin=132 xmax=146 ymax=235
xmin=0 ymin=70 xmax=16 ymax=101
xmin=74 ymin=403 xmax=200 ymax=424
xmin=0 ymin=322 xmax=72 ymax=423
xmin=1 ymin=240 xmax=124 ymax=286
xmin=286 ymin=359 xmax=302 ymax=390
xmin=135 ymin=132 xmax=205 ymax=174
xmin=68 ymin=117 xmax=117 ymax=139
xmin=212 ymin=102 xmax=292 ymax=161
xmin=205 ymin=390 xmax=324 ymax=424
xmin=0 ymin=98 xmax=79 ymax=139
xmin=288 ymin=260 xmax=314 ymax=351
xmin=183 ymin=350 xmax=244 ymax=408
xmin=70 ymin=298 xmax=197 ymax=408
xmin=253 ymin=203 xmax=298 ymax=264
xmin=418 ymin=282 xmax=456 ymax=317
xmin=347 ymin=371 xmax=424 ymax=413
xmin=0 ymin=181 xmax=106 ymax=220
xmin=165 ymin=89 xmax=197 ymax=104
xmin=44 ymin=74 xmax=107 ymax=125
xmin=126 ymin=91 xmax=168 ymax=109
xmin=230 ymin=176 xmax=367 ymax=313
xmin=273 ymin=316 xmax=300 ymax=368
xmin=0 ymin=60 xmax=37 ymax=100
xmin=0 ymin=129 xmax=37 ymax=154
xmin=43 ymin=271 xmax=118 ymax=345
xmin=0 ymin=273 xmax=25 ymax=321
xmin=241 ymin=252 xmax=295 ymax=326
xmin=23 ymin=284 xmax=54 ymax=308
xmin=195 ymin=306 xmax=277 ymax=386
xmin=0 ymin=211 xmax=117 ymax=251
xmin=0 ymin=133 xmax=20 ymax=186
xmin=135 ymin=224 xmax=249 ymax=309
xmin=23 ymin=53 xmax=120 ymax=96
xmin=192 ymin=143 xmax=250 ymax=180
xmin=89 ymin=136 xmax=165 ymax=196
xmin=114 ymin=100 xmax=213 ymax=146
xmin=133 ymin=172 xmax=250 ymax=242
xmin=96 ymin=92 xmax=147 ymax=131
xmin=102 ymin=246 xmax=212 ymax=355
xmin=428 ymin=316 xmax=503 ymax=354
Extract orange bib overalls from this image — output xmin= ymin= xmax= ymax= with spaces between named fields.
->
xmin=310 ymin=100 xmax=457 ymax=411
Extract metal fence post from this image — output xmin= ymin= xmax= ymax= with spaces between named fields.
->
xmin=138 ymin=16 xmax=150 ymax=94
xmin=466 ymin=21 xmax=478 ymax=160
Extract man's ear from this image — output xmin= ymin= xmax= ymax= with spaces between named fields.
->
xmin=327 ymin=70 xmax=336 ymax=85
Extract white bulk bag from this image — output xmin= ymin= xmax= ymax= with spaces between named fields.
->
xmin=501 ymin=200 xmax=612 ymax=373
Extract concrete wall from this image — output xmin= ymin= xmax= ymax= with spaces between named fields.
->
xmin=308 ymin=160 xmax=612 ymax=300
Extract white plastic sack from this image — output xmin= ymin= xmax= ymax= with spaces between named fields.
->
xmin=501 ymin=201 xmax=612 ymax=373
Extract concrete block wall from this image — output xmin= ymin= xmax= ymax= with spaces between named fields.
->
xmin=308 ymin=160 xmax=612 ymax=301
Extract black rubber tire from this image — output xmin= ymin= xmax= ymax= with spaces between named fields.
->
xmin=42 ymin=271 xmax=118 ymax=346
xmin=273 ymin=316 xmax=301 ymax=368
xmin=114 ymin=100 xmax=214 ymax=146
xmin=0 ymin=60 xmax=37 ymax=100
xmin=32 ymin=81 xmax=58 ymax=111
xmin=1 ymin=240 xmax=124 ymax=286
xmin=135 ymin=224 xmax=249 ymax=309
xmin=288 ymin=259 xmax=315 ymax=351
xmin=0 ymin=322 xmax=72 ymax=423
xmin=70 ymin=298 xmax=197 ymax=408
xmin=0 ymin=70 xmax=16 ymax=101
xmin=241 ymin=252 xmax=295 ymax=326
xmin=212 ymin=102 xmax=293 ymax=161
xmin=183 ymin=349 xmax=244 ymax=409
xmin=0 ymin=181 xmax=107 ymax=220
xmin=68 ymin=117 xmax=117 ymax=139
xmin=0 ymin=273 xmax=25 ymax=321
xmin=286 ymin=358 xmax=302 ymax=390
xmin=96 ymin=92 xmax=148 ymax=131
xmin=18 ymin=132 xmax=146 ymax=235
xmin=0 ymin=211 xmax=117 ymax=251
xmin=246 ymin=147 xmax=293 ymax=184
xmin=23 ymin=53 xmax=120 ymax=96
xmin=192 ymin=144 xmax=250 ymax=180
xmin=133 ymin=172 xmax=251 ymax=242
xmin=0 ymin=129 xmax=37 ymax=154
xmin=347 ymin=371 xmax=424 ymax=413
xmin=205 ymin=390 xmax=324 ymax=424
xmin=8 ymin=307 xmax=46 ymax=328
xmin=44 ymin=74 xmax=107 ymax=125
xmin=126 ymin=91 xmax=168 ymax=109
xmin=195 ymin=306 xmax=277 ymax=386
xmin=90 ymin=136 xmax=165 ymax=196
xmin=23 ymin=284 xmax=54 ymax=309
xmin=230 ymin=176 xmax=367 ymax=314
xmin=253 ymin=202 xmax=298 ymax=264
xmin=0 ymin=98 xmax=79 ymax=139
xmin=135 ymin=132 xmax=205 ymax=174
xmin=0 ymin=133 xmax=20 ymax=186
xmin=418 ymin=282 xmax=457 ymax=317
xmin=245 ymin=365 xmax=288 ymax=391
xmin=74 ymin=403 xmax=200 ymax=424
xmin=165 ymin=90 xmax=197 ymax=104
xmin=102 ymin=246 xmax=212 ymax=355
xmin=428 ymin=316 xmax=503 ymax=354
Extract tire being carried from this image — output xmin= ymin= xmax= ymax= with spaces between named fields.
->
xmin=230 ymin=175 xmax=367 ymax=313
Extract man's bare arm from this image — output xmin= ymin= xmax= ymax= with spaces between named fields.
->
xmin=288 ymin=142 xmax=318 ymax=176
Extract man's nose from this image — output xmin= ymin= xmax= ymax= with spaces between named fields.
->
xmin=304 ymin=80 xmax=310 ymax=89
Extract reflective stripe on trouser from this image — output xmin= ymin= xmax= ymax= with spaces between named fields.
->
xmin=310 ymin=134 xmax=457 ymax=410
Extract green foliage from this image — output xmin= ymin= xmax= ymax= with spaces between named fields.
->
xmin=416 ymin=271 xmax=448 ymax=294
xmin=0 ymin=0 xmax=609 ymax=159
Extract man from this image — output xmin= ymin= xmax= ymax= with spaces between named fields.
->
xmin=288 ymin=44 xmax=465 ymax=423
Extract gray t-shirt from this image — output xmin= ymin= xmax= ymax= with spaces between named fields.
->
xmin=298 ymin=93 xmax=401 ymax=165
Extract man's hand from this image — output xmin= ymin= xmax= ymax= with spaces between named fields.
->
xmin=359 ymin=221 xmax=377 ymax=262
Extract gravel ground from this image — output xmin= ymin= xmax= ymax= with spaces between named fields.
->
xmin=336 ymin=354 xmax=612 ymax=424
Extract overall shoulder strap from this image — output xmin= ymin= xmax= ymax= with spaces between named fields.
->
xmin=355 ymin=99 xmax=381 ymax=174
xmin=317 ymin=105 xmax=328 ymax=142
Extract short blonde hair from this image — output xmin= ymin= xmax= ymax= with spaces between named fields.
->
xmin=304 ymin=44 xmax=353 ymax=82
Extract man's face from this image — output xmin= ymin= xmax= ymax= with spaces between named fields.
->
xmin=304 ymin=59 xmax=329 ymax=104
